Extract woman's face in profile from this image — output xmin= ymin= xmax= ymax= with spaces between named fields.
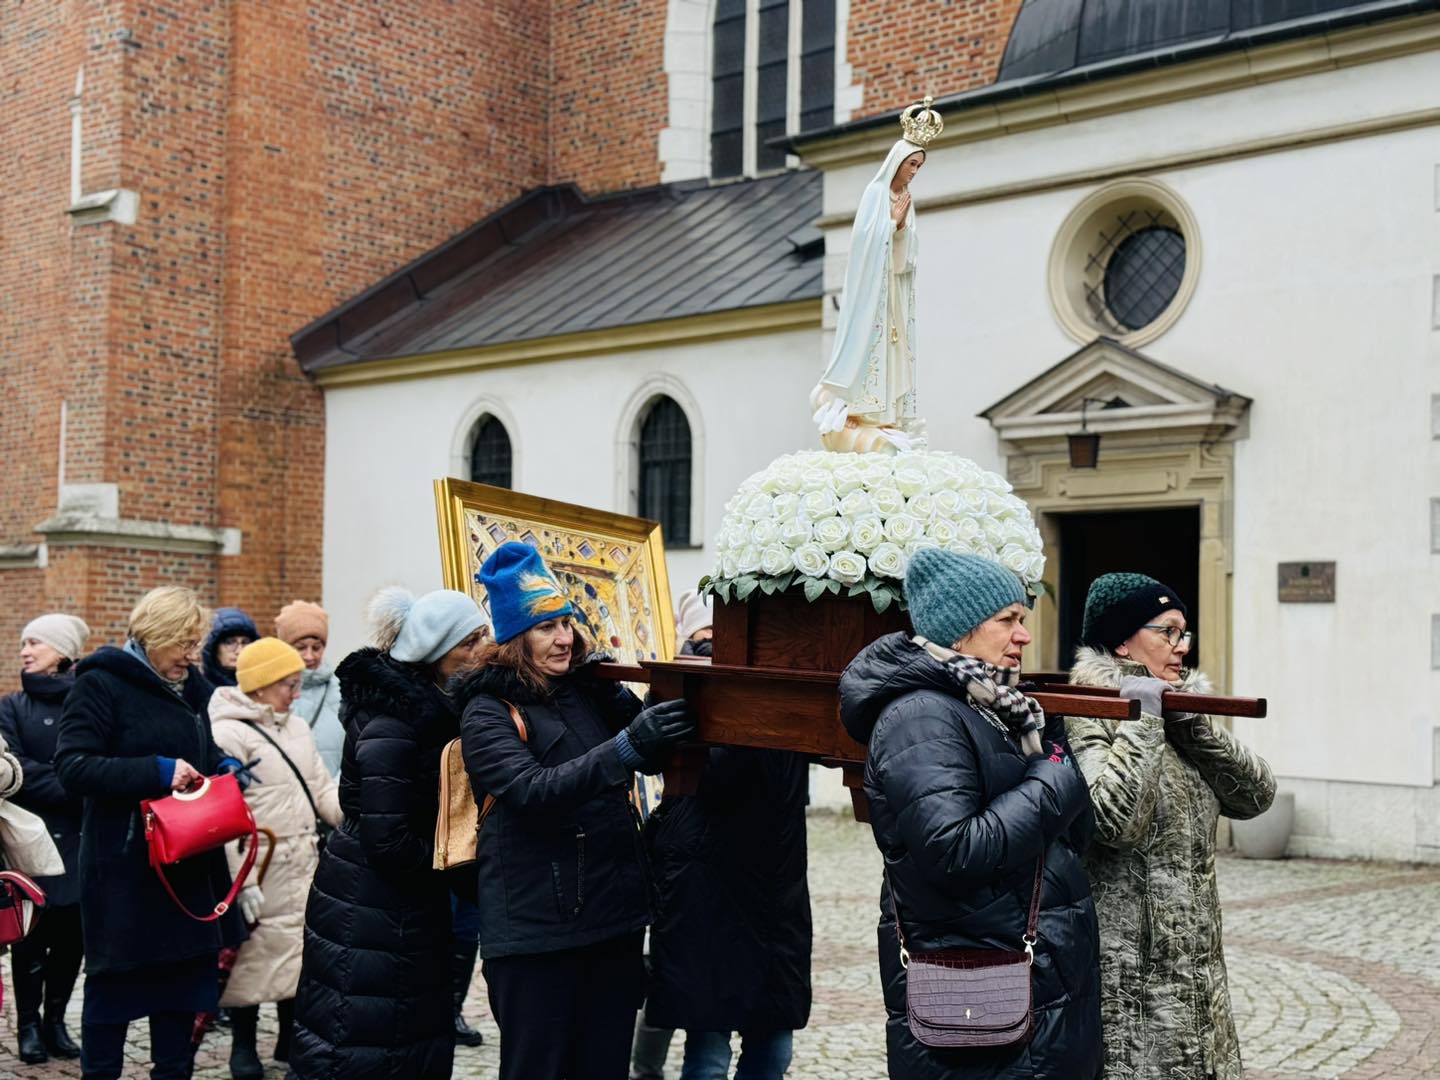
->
xmin=954 ymin=603 xmax=1031 ymax=668
xmin=526 ymin=616 xmax=575 ymax=677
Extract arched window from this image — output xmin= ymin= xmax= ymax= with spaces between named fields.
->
xmin=637 ymin=397 xmax=692 ymax=546
xmin=711 ymin=0 xmax=836 ymax=179
xmin=468 ymin=415 xmax=513 ymax=489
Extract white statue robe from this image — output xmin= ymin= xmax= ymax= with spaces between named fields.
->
xmin=817 ymin=138 xmax=923 ymax=428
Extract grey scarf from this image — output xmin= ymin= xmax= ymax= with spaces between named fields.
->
xmin=914 ymin=636 xmax=1045 ymax=755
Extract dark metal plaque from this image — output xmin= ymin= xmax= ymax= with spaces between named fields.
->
xmin=1277 ymin=561 xmax=1335 ymax=603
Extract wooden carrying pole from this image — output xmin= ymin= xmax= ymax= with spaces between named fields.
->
xmin=1022 ymin=674 xmax=1267 ymax=719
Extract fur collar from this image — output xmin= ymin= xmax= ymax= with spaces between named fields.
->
xmin=336 ymin=647 xmax=457 ymax=722
xmin=75 ymin=645 xmax=214 ymax=712
xmin=1070 ymin=645 xmax=1211 ymax=694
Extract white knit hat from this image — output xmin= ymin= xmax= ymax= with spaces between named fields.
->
xmin=21 ymin=613 xmax=91 ymax=661
xmin=675 ymin=590 xmax=713 ymax=644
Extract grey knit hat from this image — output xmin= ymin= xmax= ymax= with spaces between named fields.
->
xmin=21 ymin=613 xmax=91 ymax=661
xmin=903 ymin=549 xmax=1027 ymax=647
xmin=1080 ymin=572 xmax=1187 ymax=650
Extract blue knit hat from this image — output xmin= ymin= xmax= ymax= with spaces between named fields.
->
xmin=478 ymin=542 xmax=575 ymax=644
xmin=904 ymin=549 xmax=1028 ymax=647
xmin=1080 ymin=573 xmax=1186 ymax=650
xmin=385 ymin=589 xmax=486 ymax=664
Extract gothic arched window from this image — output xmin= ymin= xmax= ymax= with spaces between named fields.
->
xmin=710 ymin=0 xmax=836 ymax=179
xmin=637 ymin=396 xmax=692 ymax=546
xmin=468 ymin=415 xmax=513 ymax=489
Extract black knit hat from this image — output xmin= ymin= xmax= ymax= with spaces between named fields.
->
xmin=1080 ymin=573 xmax=1187 ymax=650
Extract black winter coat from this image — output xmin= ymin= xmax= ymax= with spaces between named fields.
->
xmin=0 ymin=670 xmax=83 ymax=907
xmin=456 ymin=661 xmax=651 ymax=961
xmin=839 ymin=634 xmax=1103 ymax=1080
xmin=290 ymin=648 xmax=464 ymax=1080
xmin=54 ymin=647 xmax=231 ymax=976
xmin=644 ymin=744 xmax=813 ymax=1033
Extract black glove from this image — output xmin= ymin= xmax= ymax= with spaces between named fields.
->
xmin=623 ymin=699 xmax=695 ymax=764
xmin=1118 ymin=675 xmax=1170 ymax=721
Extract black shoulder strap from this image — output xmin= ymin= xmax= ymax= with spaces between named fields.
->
xmin=247 ymin=720 xmax=321 ymax=824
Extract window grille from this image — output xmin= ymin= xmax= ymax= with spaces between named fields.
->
xmin=638 ymin=397 xmax=692 ymax=547
xmin=711 ymin=0 xmax=747 ymax=179
xmin=469 ymin=416 xmax=513 ymax=490
xmin=755 ymin=0 xmax=790 ymax=172
xmin=799 ymin=0 xmax=835 ymax=132
xmin=1083 ymin=211 xmax=1187 ymax=333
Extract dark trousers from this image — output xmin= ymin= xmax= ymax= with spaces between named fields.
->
xmin=483 ymin=932 xmax=645 ymax=1080
xmin=81 ymin=1011 xmax=194 ymax=1080
xmin=12 ymin=902 xmax=84 ymax=1021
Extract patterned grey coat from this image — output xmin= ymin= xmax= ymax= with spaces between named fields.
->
xmin=1066 ymin=647 xmax=1275 ymax=1080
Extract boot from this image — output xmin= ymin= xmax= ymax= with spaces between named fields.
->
xmin=13 ymin=945 xmax=47 ymax=1063
xmin=274 ymin=998 xmax=294 ymax=1062
xmin=451 ymin=940 xmax=484 ymax=1047
xmin=228 ymin=1005 xmax=264 ymax=1080
xmin=40 ymin=1012 xmax=80 ymax=1060
xmin=16 ymin=1018 xmax=47 ymax=1065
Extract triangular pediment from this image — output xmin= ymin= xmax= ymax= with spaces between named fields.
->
xmin=980 ymin=338 xmax=1250 ymax=446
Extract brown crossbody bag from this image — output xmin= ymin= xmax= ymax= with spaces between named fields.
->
xmin=887 ymin=855 xmax=1044 ymax=1049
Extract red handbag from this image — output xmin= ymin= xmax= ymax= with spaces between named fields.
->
xmin=0 ymin=870 xmax=46 ymax=946
xmin=141 ymin=773 xmax=259 ymax=923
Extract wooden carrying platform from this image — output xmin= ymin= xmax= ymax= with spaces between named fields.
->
xmin=601 ymin=590 xmax=1266 ymax=821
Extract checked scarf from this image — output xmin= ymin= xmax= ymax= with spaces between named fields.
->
xmin=914 ymin=636 xmax=1045 ymax=756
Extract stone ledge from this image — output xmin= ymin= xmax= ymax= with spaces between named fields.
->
xmin=0 ymin=544 xmax=45 ymax=570
xmin=67 ymin=188 xmax=138 ymax=226
xmin=35 ymin=514 xmax=241 ymax=556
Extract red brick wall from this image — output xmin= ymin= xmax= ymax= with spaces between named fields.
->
xmin=846 ymin=0 xmax=1022 ymax=118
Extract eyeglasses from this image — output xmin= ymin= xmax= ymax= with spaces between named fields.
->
xmin=1141 ymin=625 xmax=1192 ymax=647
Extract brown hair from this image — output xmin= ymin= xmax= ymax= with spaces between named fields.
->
xmin=478 ymin=618 xmax=591 ymax=694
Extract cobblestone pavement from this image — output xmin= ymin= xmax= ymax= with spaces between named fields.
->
xmin=1 ymin=813 xmax=1436 ymax=1078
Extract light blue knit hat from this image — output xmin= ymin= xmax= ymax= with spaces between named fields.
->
xmin=903 ymin=549 xmax=1027 ymax=647
xmin=370 ymin=587 xmax=487 ymax=664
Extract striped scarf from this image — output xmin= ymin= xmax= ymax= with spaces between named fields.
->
xmin=914 ymin=636 xmax=1045 ymax=756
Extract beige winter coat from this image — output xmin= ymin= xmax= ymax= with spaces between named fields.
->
xmin=210 ymin=686 xmax=341 ymax=1006
xmin=1066 ymin=647 xmax=1275 ymax=1080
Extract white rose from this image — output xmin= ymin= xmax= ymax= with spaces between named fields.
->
xmin=800 ymin=488 xmax=838 ymax=519
xmin=778 ymin=517 xmax=814 ymax=548
xmin=799 ymin=467 xmax=832 ymax=492
xmin=792 ymin=542 xmax=829 ymax=577
xmin=832 ymin=463 xmax=866 ymax=496
xmin=1024 ymin=552 xmax=1046 ymax=583
xmin=838 ymin=489 xmax=875 ymax=519
xmin=894 ymin=464 xmax=928 ymax=496
xmin=870 ymin=485 xmax=906 ymax=516
xmin=735 ymin=544 xmax=763 ymax=575
xmin=926 ymin=517 xmax=959 ymax=547
xmin=814 ymin=516 xmax=851 ymax=552
xmin=861 ymin=461 xmax=894 ymax=488
xmin=868 ymin=542 xmax=907 ymax=580
xmin=906 ymin=538 xmax=940 ymax=557
xmin=827 ymin=550 xmax=867 ymax=585
xmin=998 ymin=543 xmax=1029 ymax=575
xmin=933 ymin=489 xmax=962 ymax=516
xmin=906 ymin=493 xmax=935 ymax=521
xmin=771 ymin=492 xmax=801 ymax=520
xmin=741 ymin=491 xmax=774 ymax=521
xmin=850 ymin=515 xmax=885 ymax=553
xmin=961 ymin=489 xmax=988 ymax=512
xmin=760 ymin=465 xmax=801 ymax=494
xmin=982 ymin=472 xmax=1014 ymax=494
xmin=981 ymin=516 xmax=1005 ymax=546
xmin=955 ymin=516 xmax=983 ymax=542
xmin=760 ymin=544 xmax=795 ymax=577
xmin=749 ymin=518 xmax=780 ymax=546
xmin=719 ymin=522 xmax=747 ymax=551
xmin=721 ymin=551 xmax=740 ymax=578
xmin=884 ymin=513 xmax=922 ymax=544
xmin=1001 ymin=517 xmax=1032 ymax=546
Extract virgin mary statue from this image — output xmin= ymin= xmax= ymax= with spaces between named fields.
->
xmin=811 ymin=97 xmax=942 ymax=454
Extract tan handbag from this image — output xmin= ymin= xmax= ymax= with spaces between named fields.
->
xmin=433 ymin=701 xmax=525 ymax=870
xmin=0 ymin=800 xmax=65 ymax=878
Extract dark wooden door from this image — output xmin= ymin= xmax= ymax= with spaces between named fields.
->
xmin=1055 ymin=506 xmax=1200 ymax=670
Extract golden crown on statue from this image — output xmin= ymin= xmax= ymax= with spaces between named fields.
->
xmin=900 ymin=95 xmax=944 ymax=147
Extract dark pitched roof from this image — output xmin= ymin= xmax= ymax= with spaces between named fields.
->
xmin=292 ymin=170 xmax=823 ymax=374
xmin=784 ymin=0 xmax=1437 ymax=152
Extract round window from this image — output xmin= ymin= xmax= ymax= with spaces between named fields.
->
xmin=1048 ymin=179 xmax=1200 ymax=347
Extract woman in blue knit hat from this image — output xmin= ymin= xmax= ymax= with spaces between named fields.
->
xmin=455 ymin=541 xmax=695 ymax=1080
xmin=838 ymin=548 xmax=1102 ymax=1079
xmin=1067 ymin=573 xmax=1274 ymax=1080
xmin=289 ymin=586 xmax=488 ymax=1080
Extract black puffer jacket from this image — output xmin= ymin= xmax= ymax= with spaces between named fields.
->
xmin=456 ymin=660 xmax=650 ymax=960
xmin=839 ymin=633 xmax=1102 ymax=1080
xmin=0 ymin=669 xmax=83 ymax=907
xmin=54 ymin=647 xmax=231 ymax=975
xmin=644 ymin=742 xmax=813 ymax=1033
xmin=289 ymin=648 xmax=463 ymax=1080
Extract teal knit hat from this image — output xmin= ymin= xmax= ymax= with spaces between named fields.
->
xmin=903 ymin=549 xmax=1028 ymax=647
xmin=1080 ymin=572 xmax=1187 ymax=650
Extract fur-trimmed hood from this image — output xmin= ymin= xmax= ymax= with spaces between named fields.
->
xmin=335 ymin=646 xmax=457 ymax=725
xmin=1070 ymin=645 xmax=1212 ymax=695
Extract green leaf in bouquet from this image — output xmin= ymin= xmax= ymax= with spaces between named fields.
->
xmin=872 ymin=587 xmax=894 ymax=614
xmin=716 ymin=579 xmax=733 ymax=603
xmin=803 ymin=576 xmax=827 ymax=602
xmin=824 ymin=579 xmax=842 ymax=595
xmin=735 ymin=575 xmax=759 ymax=601
xmin=759 ymin=577 xmax=777 ymax=595
xmin=847 ymin=582 xmax=868 ymax=597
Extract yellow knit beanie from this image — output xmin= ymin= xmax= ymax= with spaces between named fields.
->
xmin=236 ymin=637 xmax=304 ymax=694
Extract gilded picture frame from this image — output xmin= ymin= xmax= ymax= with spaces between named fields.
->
xmin=434 ymin=478 xmax=677 ymax=665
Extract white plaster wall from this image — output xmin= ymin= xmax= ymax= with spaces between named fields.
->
xmin=321 ymin=327 xmax=820 ymax=659
xmin=813 ymin=53 xmax=1440 ymax=789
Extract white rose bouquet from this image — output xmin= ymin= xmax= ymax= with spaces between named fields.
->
xmin=701 ymin=450 xmax=1046 ymax=612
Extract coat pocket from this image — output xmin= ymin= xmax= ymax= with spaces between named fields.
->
xmin=550 ymin=827 xmax=586 ymax=919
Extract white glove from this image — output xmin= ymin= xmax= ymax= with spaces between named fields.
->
xmin=812 ymin=396 xmax=850 ymax=435
xmin=238 ymin=884 xmax=265 ymax=924
xmin=877 ymin=426 xmax=915 ymax=452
